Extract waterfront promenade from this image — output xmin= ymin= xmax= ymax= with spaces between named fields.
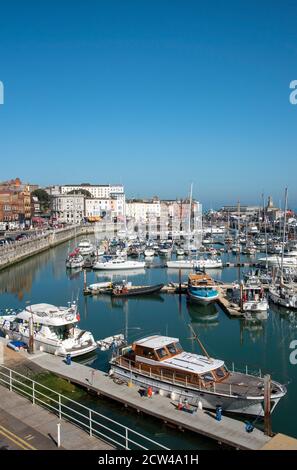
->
xmin=0 ymin=385 xmax=113 ymax=450
xmin=0 ymin=224 xmax=99 ymax=271
xmin=16 ymin=348 xmax=272 ymax=450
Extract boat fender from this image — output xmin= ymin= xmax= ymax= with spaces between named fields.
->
xmin=245 ymin=421 xmax=254 ymax=433
xmin=170 ymin=392 xmax=177 ymax=400
xmin=198 ymin=401 xmax=203 ymax=410
xmin=108 ymin=369 xmax=114 ymax=377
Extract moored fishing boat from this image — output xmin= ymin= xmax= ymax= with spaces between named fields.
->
xmin=187 ymin=272 xmax=219 ymax=304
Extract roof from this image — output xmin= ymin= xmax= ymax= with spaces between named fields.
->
xmin=189 ymin=273 xmax=212 ymax=281
xmin=134 ymin=335 xmax=179 ymax=349
xmin=15 ymin=303 xmax=78 ymax=326
xmin=163 ymin=352 xmax=224 ymax=375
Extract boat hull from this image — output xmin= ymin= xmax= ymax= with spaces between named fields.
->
xmin=187 ymin=290 xmax=219 ymax=304
xmin=1 ymin=330 xmax=97 ymax=357
xmin=109 ymin=363 xmax=283 ymax=417
xmin=112 ymin=284 xmax=164 ymax=297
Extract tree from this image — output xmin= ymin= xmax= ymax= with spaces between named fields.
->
xmin=31 ymin=189 xmax=51 ymax=211
xmin=68 ymin=189 xmax=92 ymax=198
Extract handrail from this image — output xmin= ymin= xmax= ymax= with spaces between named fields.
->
xmin=0 ymin=365 xmax=169 ymax=450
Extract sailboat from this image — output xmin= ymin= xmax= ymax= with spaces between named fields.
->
xmin=269 ymin=188 xmax=297 ymax=309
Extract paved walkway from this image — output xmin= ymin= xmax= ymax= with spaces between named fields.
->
xmin=27 ymin=351 xmax=271 ymax=450
xmin=0 ymin=385 xmax=114 ymax=450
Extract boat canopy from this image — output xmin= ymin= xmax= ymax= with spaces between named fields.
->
xmin=13 ymin=303 xmax=78 ymax=326
xmin=134 ymin=335 xmax=179 ymax=350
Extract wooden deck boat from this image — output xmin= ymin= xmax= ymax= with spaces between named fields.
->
xmin=109 ymin=330 xmax=286 ymax=416
xmin=187 ymin=272 xmax=219 ymax=304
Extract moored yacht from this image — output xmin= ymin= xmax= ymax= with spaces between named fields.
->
xmin=93 ymin=257 xmax=146 ymax=270
xmin=66 ymin=249 xmax=84 ymax=268
xmin=77 ymin=239 xmax=95 ymax=256
xmin=109 ymin=334 xmax=286 ymax=416
xmin=269 ymin=284 xmax=297 ymax=309
xmin=0 ymin=303 xmax=97 ymax=357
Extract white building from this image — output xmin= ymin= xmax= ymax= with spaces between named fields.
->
xmin=85 ymin=198 xmax=111 ymax=219
xmin=51 ymin=194 xmax=85 ymax=224
xmin=60 ymin=183 xmax=124 ymax=199
xmin=125 ymin=199 xmax=161 ymax=222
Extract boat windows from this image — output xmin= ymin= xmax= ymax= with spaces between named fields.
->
xmin=156 ymin=347 xmax=168 ymax=360
xmin=200 ymin=373 xmax=214 ymax=383
xmin=166 ymin=343 xmax=177 ymax=355
xmin=141 ymin=347 xmax=156 ymax=360
xmin=214 ymin=366 xmax=227 ymax=379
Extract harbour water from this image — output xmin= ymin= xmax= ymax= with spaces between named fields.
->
xmin=0 ymin=235 xmax=296 ymax=448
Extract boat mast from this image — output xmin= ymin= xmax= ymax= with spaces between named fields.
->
xmin=188 ymin=323 xmax=212 ymax=361
xmin=262 ymin=193 xmax=268 ymax=271
xmin=280 ymin=188 xmax=288 ymax=282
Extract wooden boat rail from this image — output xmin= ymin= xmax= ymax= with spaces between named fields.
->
xmin=113 ymin=356 xmax=266 ymax=398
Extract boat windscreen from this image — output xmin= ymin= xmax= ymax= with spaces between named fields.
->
xmin=156 ymin=347 xmax=168 ymax=359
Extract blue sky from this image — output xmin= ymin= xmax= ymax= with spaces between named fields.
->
xmin=0 ymin=0 xmax=296 ymax=208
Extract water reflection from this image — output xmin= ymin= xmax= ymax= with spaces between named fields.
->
xmin=0 ymin=249 xmax=52 ymax=300
xmin=186 ymin=302 xmax=219 ymax=330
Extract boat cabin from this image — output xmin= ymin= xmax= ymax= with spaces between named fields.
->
xmin=115 ymin=335 xmax=230 ymax=388
xmin=188 ymin=273 xmax=215 ymax=288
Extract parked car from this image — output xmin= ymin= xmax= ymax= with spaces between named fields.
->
xmin=15 ymin=233 xmax=28 ymax=241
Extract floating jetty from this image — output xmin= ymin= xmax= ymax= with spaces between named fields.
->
xmin=22 ymin=350 xmax=274 ymax=450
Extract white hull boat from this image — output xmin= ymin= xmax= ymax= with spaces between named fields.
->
xmin=93 ymin=258 xmax=146 ymax=270
xmin=269 ymin=286 xmax=297 ymax=309
xmin=66 ymin=255 xmax=84 ymax=269
xmin=0 ymin=303 xmax=97 ymax=357
xmin=77 ymin=239 xmax=95 ymax=256
xmin=144 ymin=249 xmax=155 ymax=257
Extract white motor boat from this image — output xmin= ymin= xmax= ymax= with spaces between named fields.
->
xmin=0 ymin=303 xmax=97 ymax=357
xmin=77 ymin=239 xmax=95 ymax=256
xmin=93 ymin=257 xmax=146 ymax=270
xmin=66 ymin=252 xmax=84 ymax=268
xmin=269 ymin=285 xmax=297 ymax=309
xmin=259 ymin=254 xmax=297 ymax=268
xmin=166 ymin=257 xmax=223 ymax=270
xmin=195 ymin=258 xmax=223 ymax=269
xmin=88 ymin=281 xmax=113 ymax=291
xmin=144 ymin=249 xmax=155 ymax=257
xmin=176 ymin=248 xmax=185 ymax=256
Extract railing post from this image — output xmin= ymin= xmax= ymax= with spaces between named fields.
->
xmin=245 ymin=365 xmax=248 ymax=375
xmin=89 ymin=409 xmax=92 ymax=437
xmin=259 ymin=369 xmax=262 ymax=378
xmin=32 ymin=381 xmax=35 ymax=405
xmin=229 ymin=384 xmax=232 ymax=396
xmin=59 ymin=394 xmax=62 ymax=419
xmin=125 ymin=428 xmax=129 ymax=450
xmin=57 ymin=422 xmax=61 ymax=448
xmin=232 ymin=362 xmax=234 ymax=373
xmin=9 ymin=369 xmax=12 ymax=391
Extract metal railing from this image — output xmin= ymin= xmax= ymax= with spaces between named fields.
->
xmin=0 ymin=365 xmax=169 ymax=450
